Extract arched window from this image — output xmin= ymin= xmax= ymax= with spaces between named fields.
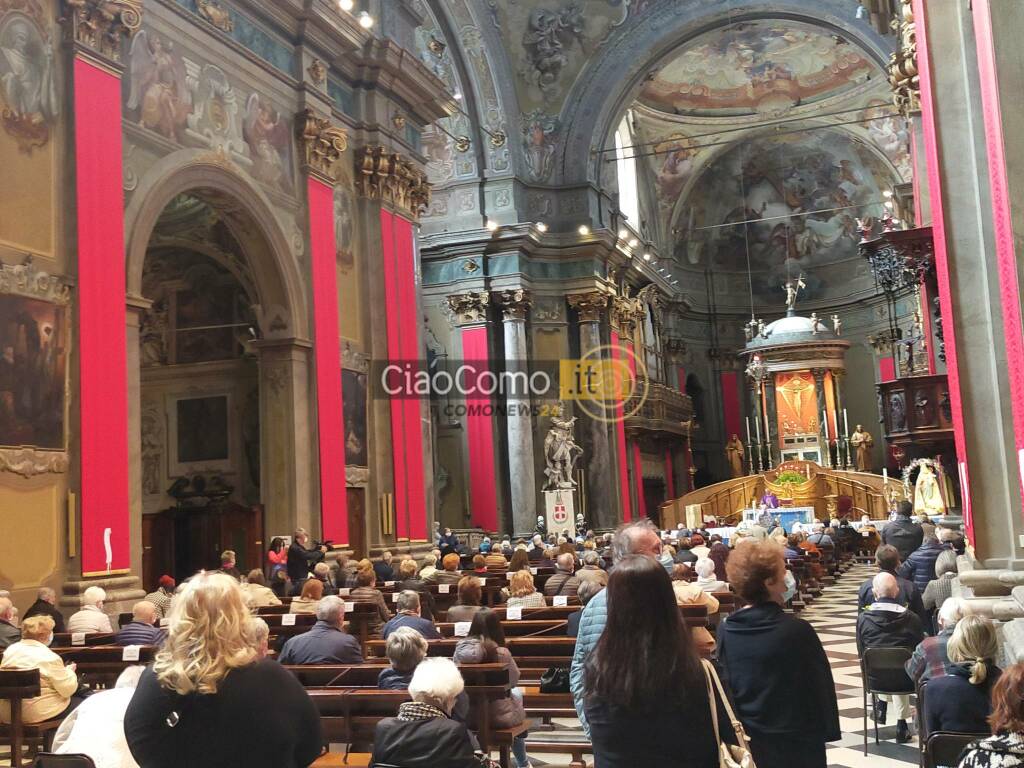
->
xmin=614 ymin=113 xmax=640 ymax=229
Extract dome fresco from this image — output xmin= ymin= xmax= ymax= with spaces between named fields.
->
xmin=638 ymin=19 xmax=881 ymax=117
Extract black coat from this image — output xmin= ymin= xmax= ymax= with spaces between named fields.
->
xmin=856 ymin=598 xmax=925 ymax=655
xmin=717 ymin=603 xmax=840 ymax=748
xmin=371 ymin=714 xmax=477 ymax=768
xmin=125 ymin=660 xmax=323 ymax=768
xmin=924 ymin=664 xmax=1001 ymax=736
xmin=22 ymin=599 xmax=65 ymax=633
xmin=396 ymin=577 xmax=436 ymax=620
xmin=882 ymin=517 xmax=924 ymax=562
xmin=567 ymin=609 xmax=582 ymax=638
xmin=286 ymin=541 xmax=324 ymax=582
xmin=857 ymin=570 xmax=928 ymax=629
xmin=899 ymin=540 xmax=950 ymax=593
xmin=373 ymin=561 xmax=396 ymax=584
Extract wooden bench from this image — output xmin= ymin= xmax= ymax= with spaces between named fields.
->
xmin=49 ymin=632 xmax=116 ymax=648
xmin=0 ymin=669 xmax=63 ymax=767
xmin=435 ymin=620 xmax=568 ymax=638
xmin=52 ymin=646 xmax=158 ymax=689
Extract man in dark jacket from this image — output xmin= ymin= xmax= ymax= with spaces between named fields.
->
xmin=899 ymin=534 xmax=949 ymax=593
xmin=286 ymin=528 xmax=327 ymax=593
xmin=381 ymin=592 xmax=441 ymax=640
xmin=279 ymin=596 xmax=363 ymax=664
xmin=856 ymin=572 xmax=925 ymax=742
xmin=373 ymin=551 xmax=396 ymax=583
xmin=115 ymin=601 xmax=166 ymax=647
xmin=857 ymin=545 xmax=927 ymax=627
xmin=882 ymin=501 xmax=924 ymax=562
xmin=544 ymin=553 xmax=580 ymax=597
xmin=22 ymin=587 xmax=65 ymax=633
xmin=396 ymin=558 xmax=436 ymax=620
xmin=0 ymin=597 xmax=20 ymax=650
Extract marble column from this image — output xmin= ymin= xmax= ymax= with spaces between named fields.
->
xmin=255 ymin=339 xmax=316 ymax=541
xmin=832 ymin=370 xmax=850 ymax=469
xmin=812 ymin=368 xmax=831 ymax=468
xmin=494 ymin=289 xmax=537 ymax=537
xmin=567 ymin=292 xmax=615 ymax=529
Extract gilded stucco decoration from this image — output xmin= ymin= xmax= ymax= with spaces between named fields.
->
xmin=295 ymin=108 xmax=348 ymax=184
xmin=354 ymin=145 xmax=431 ymax=220
xmin=61 ymin=0 xmax=142 ymax=62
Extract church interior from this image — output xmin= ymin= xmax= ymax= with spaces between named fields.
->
xmin=3 ymin=0 xmax=1024 ymax=766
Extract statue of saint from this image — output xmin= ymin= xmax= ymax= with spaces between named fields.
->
xmin=913 ymin=462 xmax=947 ymax=517
xmin=543 ymin=402 xmax=583 ymax=490
xmin=849 ymin=424 xmax=874 ymax=472
xmin=725 ymin=434 xmax=745 ymax=478
xmin=782 ymin=275 xmax=806 ymax=311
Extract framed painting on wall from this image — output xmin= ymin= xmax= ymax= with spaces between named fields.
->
xmin=167 ymin=392 xmax=232 ymax=475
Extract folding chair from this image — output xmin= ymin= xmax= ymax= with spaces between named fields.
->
xmin=861 ymin=647 xmax=914 ymax=755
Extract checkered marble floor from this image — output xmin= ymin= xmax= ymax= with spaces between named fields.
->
xmin=526 ymin=562 xmax=920 ymax=768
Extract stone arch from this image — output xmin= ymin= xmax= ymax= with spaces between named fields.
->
xmin=557 ymin=0 xmax=894 ymax=187
xmin=124 ymin=149 xmax=308 ymax=341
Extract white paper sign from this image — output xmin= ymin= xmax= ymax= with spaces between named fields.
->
xmin=159 ymin=618 xmax=170 ymax=627
xmin=506 ymin=572 xmax=515 ymax=581
xmin=391 ymin=593 xmax=400 ymax=602
xmin=530 ymin=567 xmax=538 ymax=575
xmin=385 ymin=581 xmax=395 ymax=588
xmin=281 ymin=613 xmax=297 ymax=626
xmin=344 ymin=602 xmax=355 ymax=613
xmin=71 ymin=632 xmax=86 ymax=646
xmin=338 ymin=587 xmax=351 ymax=596
xmin=862 ymin=530 xmax=870 ymax=537
xmin=553 ymin=595 xmax=568 ymax=607
xmin=453 ymin=621 xmax=471 ymax=637
xmin=477 ymin=577 xmax=487 ymax=587
xmin=439 ymin=584 xmax=451 ymax=594
xmin=507 ymin=606 xmax=523 ymax=621
xmin=122 ymin=645 xmax=141 ymax=661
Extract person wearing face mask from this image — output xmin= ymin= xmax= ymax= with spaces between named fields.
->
xmin=0 ymin=615 xmax=83 ymax=724
xmin=717 ymin=540 xmax=840 ymax=768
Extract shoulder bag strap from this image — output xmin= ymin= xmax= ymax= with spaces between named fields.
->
xmin=702 ymin=659 xmax=752 ymax=751
xmin=701 ymin=660 xmax=721 ymax=747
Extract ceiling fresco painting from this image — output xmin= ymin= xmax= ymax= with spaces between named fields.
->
xmin=672 ymin=129 xmax=897 ymax=299
xmin=639 ymin=20 xmax=879 ymax=117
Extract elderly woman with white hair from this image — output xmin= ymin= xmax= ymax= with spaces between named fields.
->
xmin=379 ymin=626 xmax=428 ymax=689
xmin=693 ymin=557 xmax=728 ymax=593
xmin=371 ymin=657 xmax=478 ymax=767
xmin=53 ymin=665 xmax=146 ymax=768
xmin=67 ymin=585 xmax=113 ymax=633
xmin=906 ymin=596 xmax=966 ymax=684
xmin=124 ymin=572 xmax=323 ymax=768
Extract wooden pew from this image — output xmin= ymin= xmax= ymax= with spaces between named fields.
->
xmin=0 ymin=669 xmax=62 ymax=767
xmin=48 ymin=632 xmax=116 ymax=648
xmin=52 ymin=645 xmax=158 ymax=689
xmin=436 ymin=620 xmax=568 ymax=638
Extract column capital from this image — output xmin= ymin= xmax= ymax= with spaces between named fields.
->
xmin=295 ymin=109 xmax=348 ymax=185
xmin=493 ymin=288 xmax=532 ymax=321
xmin=567 ymin=291 xmax=609 ymax=323
xmin=354 ymin=145 xmax=431 ymax=220
xmin=610 ymin=296 xmax=643 ymax=335
xmin=811 ymin=367 xmax=828 ymax=382
xmin=61 ymin=0 xmax=142 ymax=68
xmin=446 ymin=291 xmax=490 ymax=326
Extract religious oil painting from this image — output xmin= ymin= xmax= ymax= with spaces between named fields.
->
xmin=0 ymin=294 xmax=66 ymax=450
xmin=126 ymin=30 xmax=193 ymax=143
xmin=175 ymin=395 xmax=229 ymax=464
xmin=342 ymin=368 xmax=368 ymax=467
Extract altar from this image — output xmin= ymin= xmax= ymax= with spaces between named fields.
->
xmin=742 ymin=506 xmax=816 ymax=532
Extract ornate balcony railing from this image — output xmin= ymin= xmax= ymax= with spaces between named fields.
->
xmin=623 ymin=379 xmax=694 ymax=436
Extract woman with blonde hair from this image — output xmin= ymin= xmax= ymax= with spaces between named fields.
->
xmin=923 ymin=615 xmax=1002 ymax=735
xmin=124 ymin=572 xmax=322 ymax=768
xmin=289 ymin=578 xmax=323 ymax=614
xmin=0 ymin=615 xmax=81 ymax=723
xmin=506 ymin=569 xmax=546 ymax=609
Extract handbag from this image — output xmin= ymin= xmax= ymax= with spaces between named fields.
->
xmin=702 ymin=660 xmax=756 ymax=768
xmin=538 ymin=666 xmax=570 ymax=693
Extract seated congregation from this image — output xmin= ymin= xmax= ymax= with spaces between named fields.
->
xmin=0 ymin=508 xmax=1009 ymax=768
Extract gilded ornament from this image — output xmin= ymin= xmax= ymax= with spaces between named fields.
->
xmin=307 ymin=58 xmax=327 ymax=85
xmin=392 ymin=112 xmax=406 ymax=131
xmin=454 ymin=135 xmax=471 ymax=153
xmin=198 ymin=0 xmax=233 ymax=33
xmin=446 ymin=292 xmax=490 ymax=325
xmin=427 ymin=35 xmax=446 ymax=56
xmin=354 ymin=144 xmax=431 ymax=219
xmin=61 ymin=0 xmax=142 ymax=62
xmin=295 ymin=108 xmax=348 ymax=184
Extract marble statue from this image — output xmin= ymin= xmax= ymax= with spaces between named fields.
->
xmin=782 ymin=275 xmax=805 ymax=311
xmin=725 ymin=434 xmax=745 ymax=478
xmin=849 ymin=425 xmax=874 ymax=472
xmin=913 ymin=462 xmax=947 ymax=517
xmin=543 ymin=402 xmax=583 ymax=490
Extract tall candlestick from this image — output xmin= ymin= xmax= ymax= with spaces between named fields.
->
xmin=746 ymin=417 xmax=752 ymax=444
xmin=843 ymin=408 xmax=850 ymax=438
xmin=822 ymin=409 xmax=829 ymax=441
xmin=755 ymin=412 xmax=762 ymax=443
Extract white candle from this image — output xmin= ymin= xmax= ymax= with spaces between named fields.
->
xmin=883 ymin=468 xmax=888 ymax=484
xmin=746 ymin=417 xmax=752 ymax=444
xmin=822 ymin=409 xmax=829 ymax=441
xmin=843 ymin=408 xmax=849 ymax=438
xmin=755 ymin=412 xmax=762 ymax=443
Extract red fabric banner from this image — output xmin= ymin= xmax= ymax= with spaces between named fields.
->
xmin=632 ymin=441 xmax=646 ymax=519
xmin=461 ymin=327 xmax=498 ymax=531
xmin=719 ymin=371 xmax=741 ymax=442
xmin=307 ymin=178 xmax=348 ymax=544
xmin=610 ymin=331 xmax=632 ymax=522
xmin=379 ymin=209 xmax=408 ymax=539
xmin=878 ymin=357 xmax=896 ymax=383
xmin=75 ymin=59 xmax=129 ymax=574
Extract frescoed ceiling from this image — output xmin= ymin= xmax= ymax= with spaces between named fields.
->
xmin=638 ymin=20 xmax=881 ymax=117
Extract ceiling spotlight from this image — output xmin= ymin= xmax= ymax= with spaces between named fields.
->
xmin=578 ymin=225 xmax=591 ymax=236
xmin=338 ymin=0 xmax=353 ymax=10
xmin=628 ymin=238 xmax=639 ymax=248
xmin=892 ymin=218 xmax=902 ymax=226
xmin=617 ymin=228 xmax=628 ymax=239
xmin=883 ymin=189 xmax=893 ymax=199
xmin=671 ymin=279 xmax=679 ymax=285
xmin=486 ymin=219 xmax=499 ymax=232
xmin=884 ymin=200 xmax=894 ymax=209
xmin=453 ymin=91 xmax=463 ymax=101
xmin=535 ymin=222 xmax=548 ymax=232
xmin=358 ymin=11 xmax=374 ymax=28
xmin=855 ymin=3 xmax=868 ymax=19
xmin=643 ymin=252 xmax=651 ymax=261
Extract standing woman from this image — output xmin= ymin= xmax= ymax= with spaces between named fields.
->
xmin=267 ymin=537 xmax=289 ymax=592
xmin=124 ymin=572 xmax=323 ymax=768
xmin=717 ymin=539 xmax=839 ymax=767
xmin=582 ymin=555 xmax=732 ymax=767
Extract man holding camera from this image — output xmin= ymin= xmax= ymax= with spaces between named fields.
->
xmin=287 ymin=527 xmax=328 ymax=595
